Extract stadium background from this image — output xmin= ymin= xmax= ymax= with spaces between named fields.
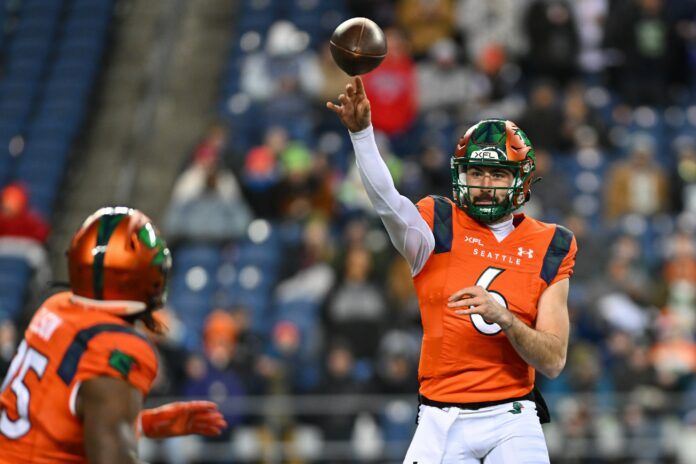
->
xmin=1 ymin=0 xmax=696 ymax=462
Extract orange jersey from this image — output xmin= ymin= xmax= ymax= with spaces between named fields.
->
xmin=414 ymin=196 xmax=577 ymax=403
xmin=0 ymin=292 xmax=157 ymax=463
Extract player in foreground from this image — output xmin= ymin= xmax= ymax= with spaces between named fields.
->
xmin=328 ymin=78 xmax=577 ymax=463
xmin=0 ymin=207 xmax=227 ymax=463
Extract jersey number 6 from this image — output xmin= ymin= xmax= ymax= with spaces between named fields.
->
xmin=0 ymin=340 xmax=48 ymax=439
xmin=471 ymin=267 xmax=507 ymax=336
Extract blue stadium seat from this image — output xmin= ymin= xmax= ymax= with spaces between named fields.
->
xmin=174 ymin=244 xmax=222 ymax=269
xmin=6 ymin=57 xmax=45 ymax=79
xmin=0 ymin=257 xmax=33 ymax=320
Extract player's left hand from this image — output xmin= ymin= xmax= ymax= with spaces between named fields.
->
xmin=447 ymin=286 xmax=514 ymax=328
xmin=140 ymin=401 xmax=228 ymax=439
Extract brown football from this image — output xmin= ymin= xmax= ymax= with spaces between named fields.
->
xmin=329 ymin=17 xmax=387 ymax=76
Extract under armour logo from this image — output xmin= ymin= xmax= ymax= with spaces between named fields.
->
xmin=517 ymin=247 xmax=534 ymax=258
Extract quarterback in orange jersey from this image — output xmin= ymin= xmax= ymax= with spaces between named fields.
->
xmin=328 ymin=78 xmax=577 ymax=463
xmin=0 ymin=207 xmax=227 ymax=463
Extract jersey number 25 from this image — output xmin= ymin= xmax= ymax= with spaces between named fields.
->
xmin=0 ymin=340 xmax=48 ymax=439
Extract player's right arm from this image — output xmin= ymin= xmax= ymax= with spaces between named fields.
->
xmin=78 ymin=376 xmax=143 ymax=464
xmin=327 ymin=77 xmax=435 ymax=275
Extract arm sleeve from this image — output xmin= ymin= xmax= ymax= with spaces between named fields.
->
xmin=550 ymin=235 xmax=578 ymax=286
xmin=349 ymin=126 xmax=435 ymax=275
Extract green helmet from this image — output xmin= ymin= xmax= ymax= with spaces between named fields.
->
xmin=451 ymin=119 xmax=536 ymax=223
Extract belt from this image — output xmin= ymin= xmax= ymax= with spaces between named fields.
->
xmin=418 ymin=391 xmax=534 ymax=410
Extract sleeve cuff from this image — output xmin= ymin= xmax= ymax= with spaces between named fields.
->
xmin=349 ymin=125 xmax=374 ymax=141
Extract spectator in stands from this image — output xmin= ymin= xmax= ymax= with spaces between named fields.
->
xmin=313 ymin=340 xmax=365 ymax=443
xmin=603 ymin=0 xmax=679 ymax=106
xmin=241 ymin=20 xmax=321 ymax=140
xmin=523 ymin=0 xmax=580 ymax=85
xmin=559 ymin=84 xmax=610 ymax=151
xmin=0 ymin=182 xmax=50 ymax=243
xmin=224 ymin=305 xmax=266 ymax=394
xmin=165 ymin=133 xmax=253 ymax=243
xmin=240 ymin=20 xmax=321 ymax=103
xmin=331 ymin=214 xmax=392 ymax=282
xmin=396 ymin=0 xmax=455 ymax=59
xmin=607 ymin=330 xmax=656 ymax=394
xmin=0 ymin=182 xmax=51 ymax=280
xmin=324 ymin=247 xmax=387 ymax=359
xmin=604 ymin=134 xmax=670 ymax=220
xmin=660 ymin=231 xmax=696 ymax=332
xmin=277 ymin=143 xmax=335 ymax=220
xmin=170 ymin=124 xmax=240 ymax=204
xmin=662 ymin=231 xmax=696 ymax=287
xmin=563 ymin=343 xmax=615 ymax=405
xmin=472 ymin=42 xmax=519 ymax=105
xmin=165 ymin=171 xmax=252 ymax=243
xmin=183 ymin=310 xmax=246 ymax=427
xmin=190 ymin=122 xmax=229 ymax=175
xmin=572 ymin=0 xmax=609 ymax=76
xmin=417 ymin=141 xmax=452 ymax=199
xmin=522 ymin=149 xmax=574 ymax=221
xmin=362 ymin=28 xmax=418 ymax=154
xmin=518 ymin=80 xmax=565 ymax=152
xmin=650 ymin=312 xmax=696 ymax=394
xmin=562 ymin=213 xmax=608 ymax=285
xmin=257 ymin=320 xmax=319 ymax=395
xmin=416 ymin=38 xmax=488 ymax=116
xmin=242 ymin=126 xmax=286 ymax=218
xmin=596 ymin=234 xmax=656 ymax=337
xmin=277 ymin=216 xmax=335 ymax=292
xmin=371 ymin=330 xmax=420 ymax=394
xmin=671 ymin=139 xmax=696 ymax=214
xmin=620 ymin=400 xmax=663 ymax=461
xmin=0 ymin=319 xmax=16 ymax=378
xmin=455 ymin=0 xmax=528 ymax=65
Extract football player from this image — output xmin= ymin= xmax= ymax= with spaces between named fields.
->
xmin=328 ymin=78 xmax=577 ymax=463
xmin=0 ymin=207 xmax=227 ymax=463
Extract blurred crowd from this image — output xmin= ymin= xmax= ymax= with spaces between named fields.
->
xmin=4 ymin=0 xmax=696 ymax=461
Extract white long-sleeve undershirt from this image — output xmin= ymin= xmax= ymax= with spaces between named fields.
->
xmin=349 ymin=125 xmax=514 ymax=276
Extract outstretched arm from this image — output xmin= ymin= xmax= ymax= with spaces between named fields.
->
xmin=327 ymin=78 xmax=434 ymax=275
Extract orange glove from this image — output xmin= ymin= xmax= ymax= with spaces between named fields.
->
xmin=139 ymin=401 xmax=228 ymax=439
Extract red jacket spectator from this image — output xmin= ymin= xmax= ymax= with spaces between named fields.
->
xmin=0 ymin=183 xmax=50 ymax=243
xmin=362 ymin=28 xmax=418 ymax=136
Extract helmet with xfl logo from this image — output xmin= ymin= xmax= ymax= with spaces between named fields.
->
xmin=451 ymin=119 xmax=536 ymax=223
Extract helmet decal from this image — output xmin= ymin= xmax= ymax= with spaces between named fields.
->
xmin=137 ymin=223 xmax=170 ymax=267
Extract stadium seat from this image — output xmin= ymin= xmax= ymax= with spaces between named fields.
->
xmin=0 ymin=257 xmax=32 ymax=320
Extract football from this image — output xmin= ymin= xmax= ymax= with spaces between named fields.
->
xmin=329 ymin=17 xmax=387 ymax=76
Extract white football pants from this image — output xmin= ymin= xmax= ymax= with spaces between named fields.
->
xmin=403 ymin=400 xmax=549 ymax=464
